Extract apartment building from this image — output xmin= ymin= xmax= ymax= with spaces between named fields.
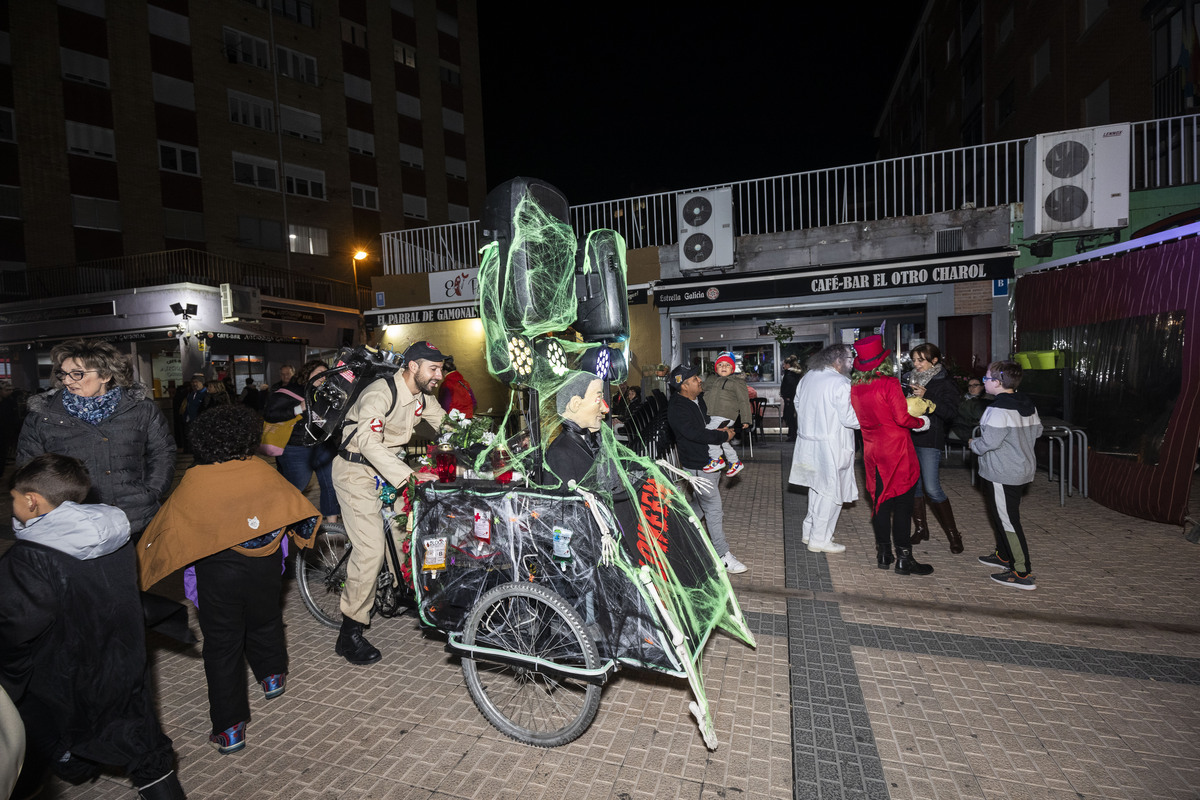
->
xmin=0 ymin=0 xmax=485 ymax=297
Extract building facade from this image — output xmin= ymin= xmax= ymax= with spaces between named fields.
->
xmin=0 ymin=0 xmax=485 ymax=299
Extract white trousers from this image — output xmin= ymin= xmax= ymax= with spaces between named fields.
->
xmin=802 ymin=488 xmax=842 ymax=547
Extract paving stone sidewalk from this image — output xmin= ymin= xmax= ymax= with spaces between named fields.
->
xmin=6 ymin=444 xmax=1199 ymax=800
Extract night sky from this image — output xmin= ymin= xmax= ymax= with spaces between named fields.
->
xmin=478 ymin=6 xmax=926 ymax=205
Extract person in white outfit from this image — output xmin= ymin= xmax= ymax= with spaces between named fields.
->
xmin=787 ymin=344 xmax=860 ymax=554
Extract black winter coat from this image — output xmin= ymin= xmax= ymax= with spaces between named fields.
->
xmin=667 ymin=392 xmax=729 ymax=470
xmin=911 ymin=369 xmax=959 ymax=450
xmin=17 ymin=385 xmax=176 ymax=534
xmin=0 ymin=541 xmax=173 ymax=770
xmin=263 ymin=383 xmax=308 ymax=447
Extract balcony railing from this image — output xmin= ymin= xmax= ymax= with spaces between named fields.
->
xmin=382 ymin=112 xmax=1200 ymax=276
xmin=17 ymin=248 xmax=368 ymax=307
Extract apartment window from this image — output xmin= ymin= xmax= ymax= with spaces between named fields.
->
xmin=229 ymin=91 xmax=275 ymax=132
xmin=277 ymin=45 xmax=318 ymax=85
xmin=72 ymin=195 xmax=121 ymax=230
xmin=163 ymin=208 xmax=204 ymax=241
xmin=1084 ymin=79 xmax=1110 ymax=126
xmin=351 ymin=183 xmax=378 ymax=210
xmin=147 ymin=6 xmax=190 ymax=44
xmin=442 ymin=108 xmax=465 ymax=134
xmin=285 ymin=164 xmax=325 ymax=199
xmin=393 ymin=41 xmax=416 ymax=68
xmin=232 ymin=152 xmax=278 ymax=190
xmin=391 ymin=0 xmax=414 ymax=13
xmin=238 ymin=215 xmax=283 ymax=250
xmin=439 ymin=60 xmax=461 ymax=86
xmin=0 ymin=32 xmax=9 ymax=65
xmin=347 ymin=128 xmax=375 ymax=156
xmin=1083 ymin=0 xmax=1107 ymax=31
xmin=396 ymin=91 xmax=420 ymax=118
xmin=65 ymin=121 xmax=115 ymax=159
xmin=445 ymin=156 xmax=467 ymax=180
xmin=0 ymin=108 xmax=12 ymax=143
xmin=288 ymin=223 xmax=328 ymax=255
xmin=342 ymin=19 xmax=367 ymax=48
xmin=996 ymin=7 xmax=1013 ymax=47
xmin=402 ymin=193 xmax=427 ymax=219
xmin=398 ymin=143 xmax=424 ymax=168
xmin=272 ymin=0 xmax=315 ymax=28
xmin=159 ymin=142 xmax=200 ymax=175
xmin=59 ymin=0 xmax=105 ymax=17
xmin=224 ymin=28 xmax=269 ymax=68
xmin=279 ymin=105 xmax=321 ymax=141
xmin=448 ymin=203 xmax=469 ymax=223
xmin=436 ymin=11 xmax=458 ymax=37
xmin=1032 ymin=40 xmax=1050 ymax=88
xmin=344 ymin=74 xmax=372 ymax=103
xmin=0 ymin=186 xmax=20 ymax=219
xmin=152 ymin=73 xmax=195 ymax=110
xmin=61 ymin=49 xmax=110 ymax=87
xmin=996 ymin=80 xmax=1015 ymax=126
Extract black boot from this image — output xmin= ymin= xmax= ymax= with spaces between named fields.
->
xmin=876 ymin=543 xmax=894 ymax=570
xmin=910 ymin=496 xmax=930 ymax=544
xmin=336 ymin=615 xmax=382 ymax=665
xmin=894 ymin=547 xmax=934 ymax=576
xmin=137 ymin=770 xmax=186 ymax=800
xmin=928 ymin=499 xmax=964 ymax=554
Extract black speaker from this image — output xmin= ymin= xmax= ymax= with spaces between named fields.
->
xmin=482 ymin=177 xmax=572 ymax=332
xmin=574 ymin=229 xmax=630 ymax=342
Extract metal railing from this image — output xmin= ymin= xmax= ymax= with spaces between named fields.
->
xmin=19 ymin=248 xmax=367 ymax=307
xmin=382 ymin=113 xmax=1200 ymax=277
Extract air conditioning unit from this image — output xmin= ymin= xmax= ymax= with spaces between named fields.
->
xmin=677 ymin=188 xmax=734 ymax=271
xmin=220 ymin=283 xmax=261 ymax=323
xmin=1023 ymin=123 xmax=1130 ymax=238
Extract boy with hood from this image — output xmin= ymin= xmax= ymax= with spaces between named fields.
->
xmin=1 ymin=454 xmax=184 ymax=799
xmin=970 ymin=360 xmax=1043 ymax=590
xmin=700 ymin=352 xmax=752 ymax=477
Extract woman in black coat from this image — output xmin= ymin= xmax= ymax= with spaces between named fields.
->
xmin=907 ymin=343 xmax=963 ymax=553
xmin=16 ymin=338 xmax=176 ymax=537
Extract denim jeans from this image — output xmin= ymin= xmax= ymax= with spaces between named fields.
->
xmin=913 ymin=446 xmax=948 ymax=503
xmin=276 ymin=442 xmax=341 ymax=516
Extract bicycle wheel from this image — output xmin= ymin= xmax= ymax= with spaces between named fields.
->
xmin=462 ymin=582 xmax=601 ymax=747
xmin=298 ymin=526 xmax=350 ymax=629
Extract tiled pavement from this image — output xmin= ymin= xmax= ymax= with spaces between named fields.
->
xmin=6 ymin=443 xmax=1200 ymax=800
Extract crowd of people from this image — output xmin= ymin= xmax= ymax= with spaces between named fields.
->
xmin=0 ymin=332 xmax=1042 ymax=799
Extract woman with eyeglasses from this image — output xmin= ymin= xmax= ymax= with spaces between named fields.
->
xmin=16 ymin=338 xmax=176 ymax=539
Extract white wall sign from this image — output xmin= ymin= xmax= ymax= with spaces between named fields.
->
xmin=427 ymin=268 xmax=479 ymax=305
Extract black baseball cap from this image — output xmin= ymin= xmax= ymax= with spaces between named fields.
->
xmin=669 ymin=364 xmax=699 ymax=387
xmin=402 ymin=341 xmax=445 ymax=364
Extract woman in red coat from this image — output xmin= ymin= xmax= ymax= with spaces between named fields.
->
xmin=849 ymin=335 xmax=934 ymax=576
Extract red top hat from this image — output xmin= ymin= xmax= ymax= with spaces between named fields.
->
xmin=852 ymin=334 xmax=891 ymax=371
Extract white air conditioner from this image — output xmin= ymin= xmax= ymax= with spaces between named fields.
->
xmin=1023 ymin=123 xmax=1130 ymax=238
xmin=676 ymin=188 xmax=734 ymax=271
xmin=220 ymin=283 xmax=261 ymax=323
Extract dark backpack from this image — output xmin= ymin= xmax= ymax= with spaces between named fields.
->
xmin=303 ymin=345 xmax=403 ymax=445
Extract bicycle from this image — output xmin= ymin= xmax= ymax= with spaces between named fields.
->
xmin=297 ymin=513 xmax=412 ymax=628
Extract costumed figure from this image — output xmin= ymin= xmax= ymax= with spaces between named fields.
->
xmin=787 ymin=344 xmax=859 ymax=554
xmin=138 ymin=404 xmax=319 ymax=756
xmin=544 ymin=371 xmax=612 ymax=491
xmin=849 ymin=335 xmax=935 ymax=576
xmin=437 ymin=355 xmax=477 ymax=418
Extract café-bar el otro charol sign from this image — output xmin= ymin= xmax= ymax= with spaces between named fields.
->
xmin=653 ymin=248 xmax=1017 ymax=307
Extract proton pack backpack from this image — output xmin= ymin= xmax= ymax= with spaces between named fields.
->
xmin=302 ymin=344 xmax=403 ymax=445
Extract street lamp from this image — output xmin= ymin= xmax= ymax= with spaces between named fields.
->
xmin=352 ymin=249 xmax=368 ymax=308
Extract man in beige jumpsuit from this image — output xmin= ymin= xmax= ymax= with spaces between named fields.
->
xmin=332 ymin=341 xmax=446 ymax=664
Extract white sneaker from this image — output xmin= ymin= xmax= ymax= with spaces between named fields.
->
xmin=722 ymin=552 xmax=748 ymax=574
xmin=807 ymin=540 xmax=846 ymax=554
xmin=802 ymin=532 xmax=810 ymax=544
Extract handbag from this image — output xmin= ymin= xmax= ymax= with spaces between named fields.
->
xmin=259 ymin=388 xmax=304 ymax=456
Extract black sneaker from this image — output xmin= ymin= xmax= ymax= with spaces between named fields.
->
xmin=990 ymin=570 xmax=1036 ymax=590
xmin=978 ymin=552 xmax=1010 ymax=568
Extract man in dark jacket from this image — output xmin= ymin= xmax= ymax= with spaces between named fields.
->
xmin=545 ymin=371 xmax=610 ymax=490
xmin=665 ymin=364 xmax=747 ymax=574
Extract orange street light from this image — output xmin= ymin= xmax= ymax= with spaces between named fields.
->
xmin=351 ymin=249 xmax=368 ymax=308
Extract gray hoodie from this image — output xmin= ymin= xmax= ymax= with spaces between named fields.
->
xmin=12 ymin=501 xmax=131 ymax=560
xmin=969 ymin=392 xmax=1042 ymax=485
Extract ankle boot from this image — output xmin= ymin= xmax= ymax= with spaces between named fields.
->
xmin=894 ymin=547 xmax=934 ymax=576
xmin=910 ymin=496 xmax=930 ymax=544
xmin=137 ymin=770 xmax=186 ymax=800
xmin=335 ymin=615 xmax=382 ymax=665
xmin=928 ymin=499 xmax=964 ymax=554
xmin=876 ymin=543 xmax=894 ymax=570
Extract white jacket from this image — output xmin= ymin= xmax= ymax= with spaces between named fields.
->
xmin=788 ymin=368 xmax=860 ymax=502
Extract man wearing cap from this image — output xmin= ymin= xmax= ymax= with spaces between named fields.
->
xmin=788 ymin=344 xmax=859 ymax=554
xmin=331 ymin=341 xmax=447 ymax=665
xmin=666 ymin=364 xmax=748 ymax=574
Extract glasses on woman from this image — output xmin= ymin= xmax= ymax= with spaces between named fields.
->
xmin=55 ymin=369 xmax=99 ymax=381
xmin=968 ymin=382 xmax=982 ymax=388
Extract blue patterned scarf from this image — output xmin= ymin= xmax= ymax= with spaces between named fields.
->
xmin=61 ymin=384 xmax=124 ymax=425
